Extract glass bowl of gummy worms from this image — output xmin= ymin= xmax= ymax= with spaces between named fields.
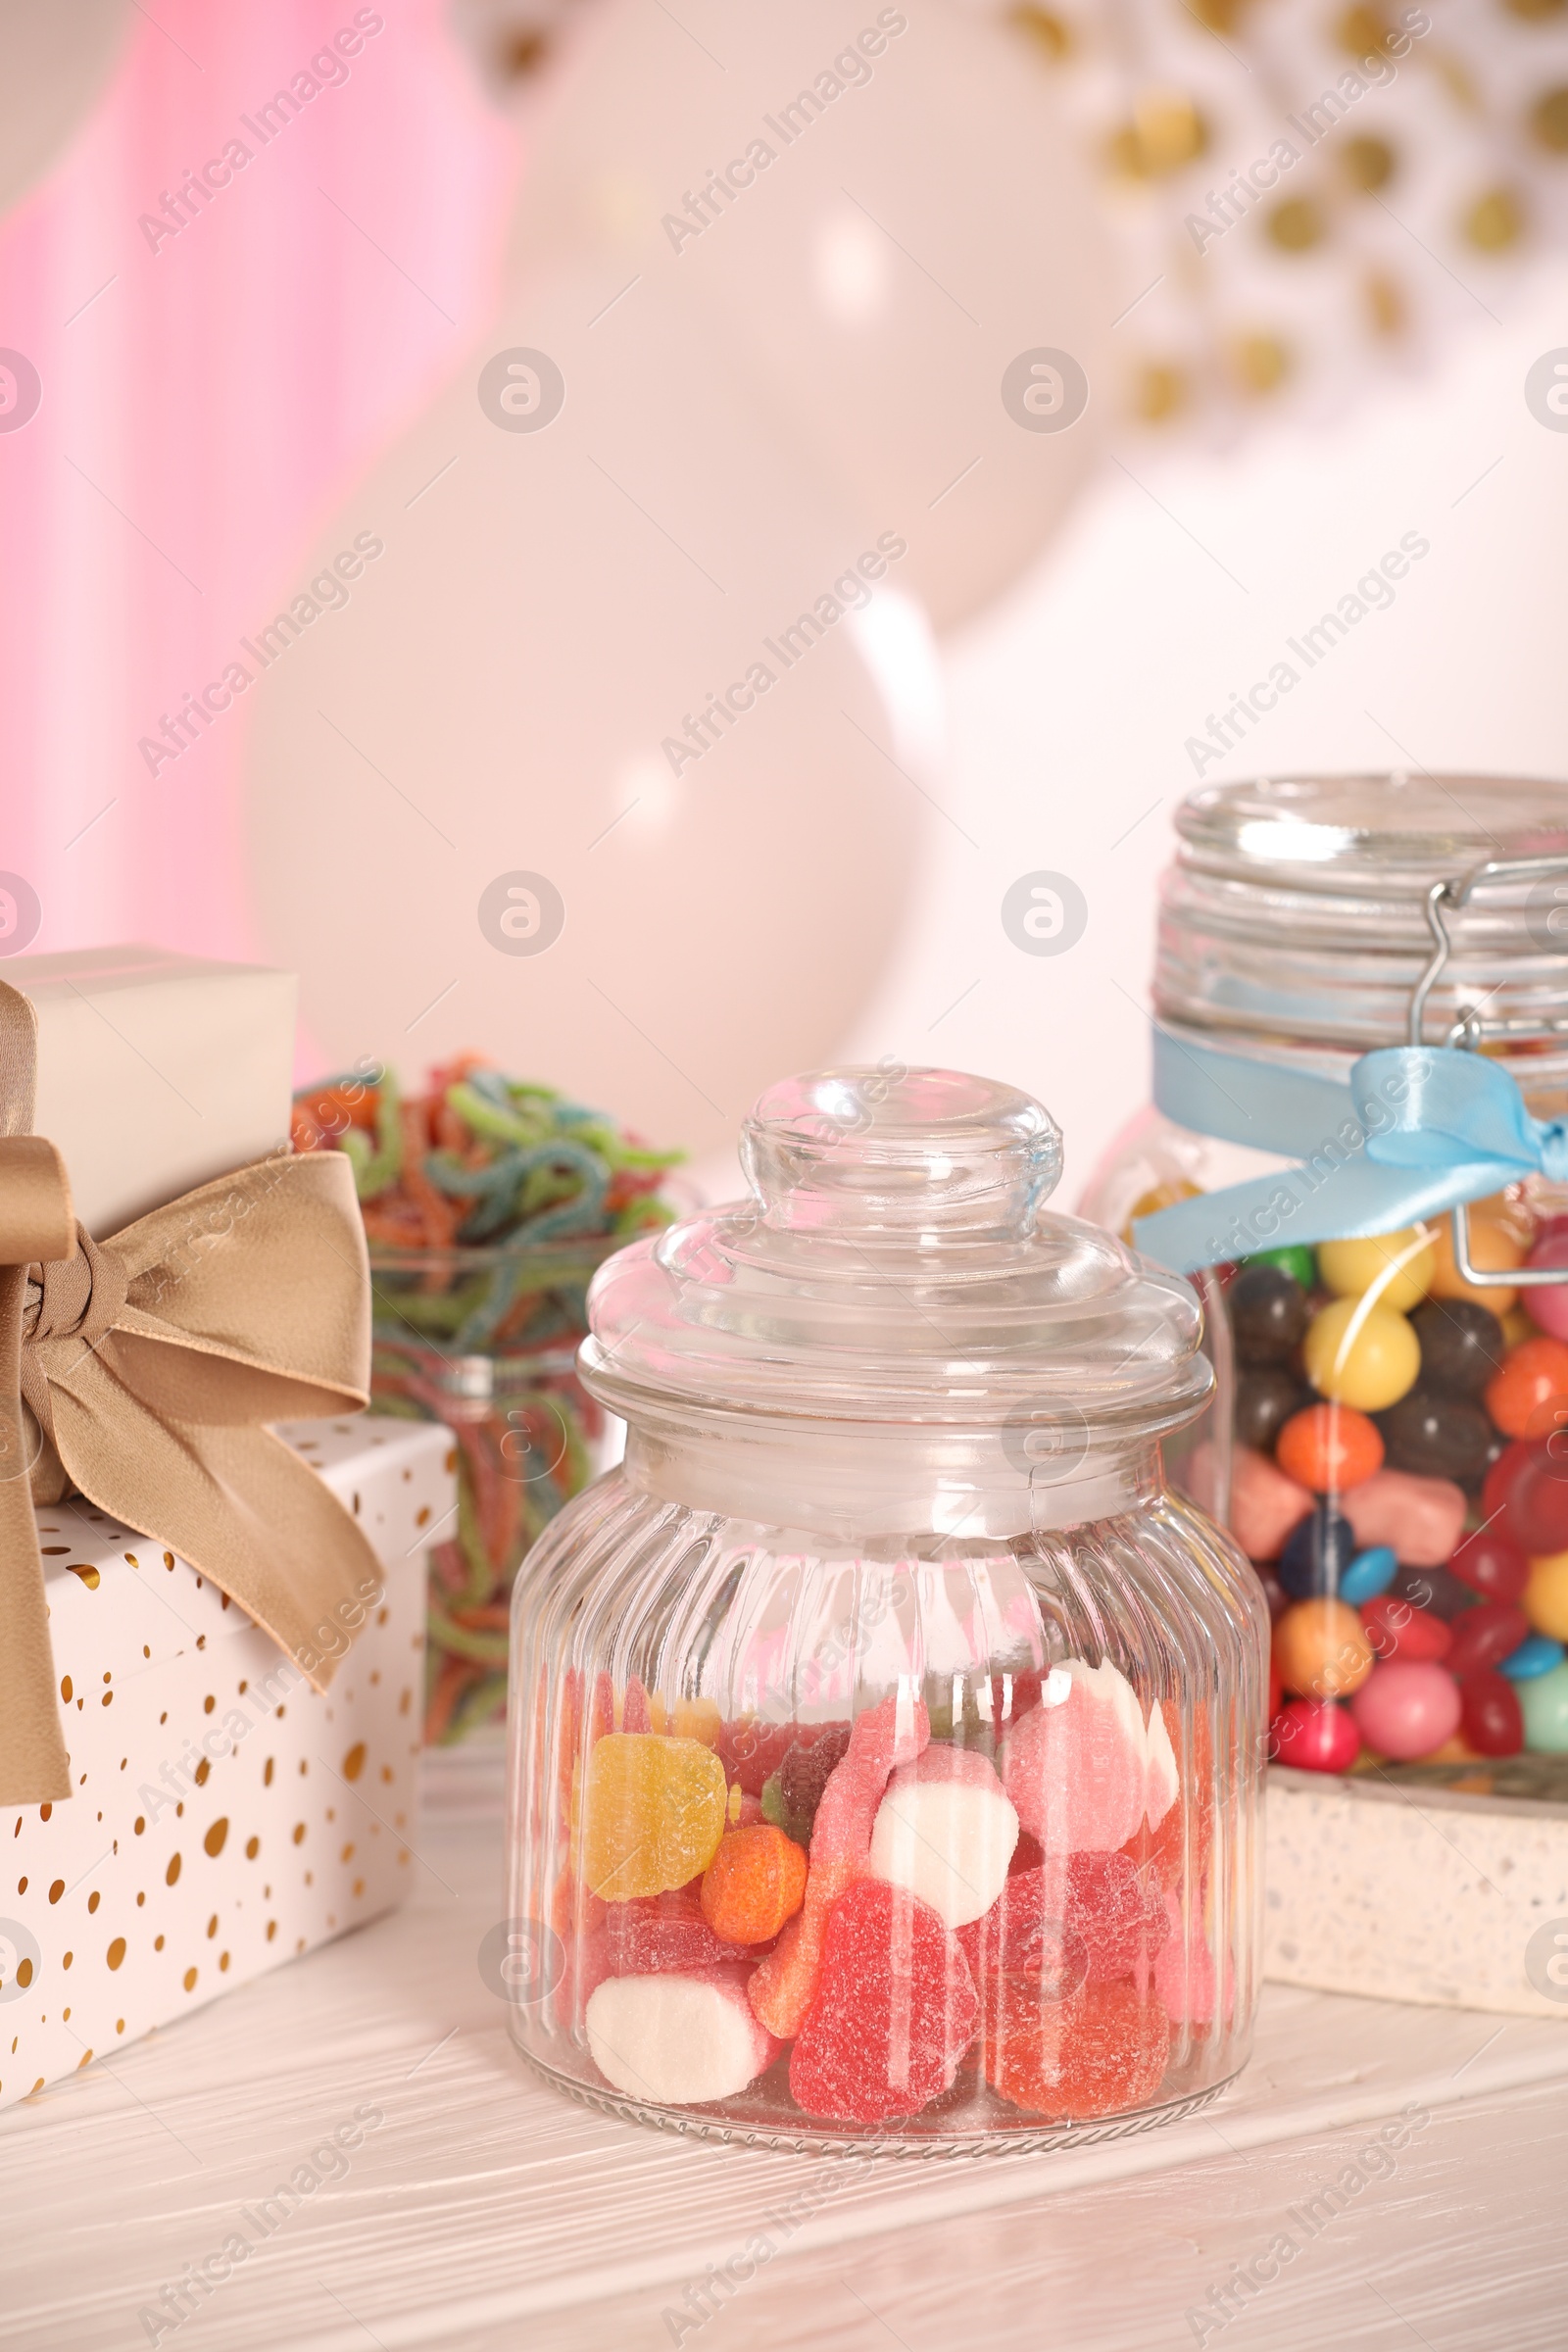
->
xmin=291 ymin=1058 xmax=684 ymax=1748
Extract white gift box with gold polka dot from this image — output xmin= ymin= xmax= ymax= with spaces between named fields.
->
xmin=0 ymin=1414 xmax=454 ymax=2110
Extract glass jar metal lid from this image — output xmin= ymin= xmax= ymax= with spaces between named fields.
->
xmin=578 ymin=1066 xmax=1211 ymax=1443
xmin=1156 ymin=773 xmax=1568 ymax=1052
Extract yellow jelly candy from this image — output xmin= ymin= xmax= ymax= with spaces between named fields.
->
xmin=1317 ymin=1227 xmax=1435 ymax=1313
xmin=1524 ymin=1554 xmax=1568 ymax=1642
xmin=580 ymin=1733 xmax=728 ymax=1900
xmin=1428 ymin=1198 xmax=1529 ymax=1315
xmin=1302 ymin=1296 xmax=1420 ymax=1412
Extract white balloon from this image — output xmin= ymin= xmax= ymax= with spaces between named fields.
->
xmin=500 ymin=0 xmax=1123 ymax=629
xmin=241 ymin=264 xmax=936 ymax=1156
xmin=0 ymin=0 xmax=130 ymax=219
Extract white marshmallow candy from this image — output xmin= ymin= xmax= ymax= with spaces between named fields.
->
xmin=585 ymin=1964 xmax=779 ymax=2106
xmin=867 ymin=1746 xmax=1020 ymax=1930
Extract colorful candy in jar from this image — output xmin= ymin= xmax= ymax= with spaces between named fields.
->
xmin=1212 ymin=1196 xmax=1568 ymax=1773
xmin=551 ymin=1660 xmax=1216 ymax=2127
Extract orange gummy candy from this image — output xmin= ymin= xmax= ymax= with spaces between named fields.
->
xmin=700 ymin=1825 xmax=808 ymax=1944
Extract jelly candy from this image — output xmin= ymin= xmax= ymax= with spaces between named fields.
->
xmin=1459 ymin=1669 xmax=1524 ymax=1758
xmin=1376 ymin=1392 xmax=1494 ymax=1486
xmin=1302 ymin=1298 xmax=1420 ymax=1413
xmin=789 ymin=1878 xmax=979 ymax=2124
xmin=956 ymin=1862 xmax=1084 ymax=1989
xmin=1235 ymin=1367 xmax=1313 ymax=1454
xmin=1428 ymin=1200 xmax=1528 ymax=1314
xmin=1274 ymin=1402 xmax=1383 ymax=1494
xmin=1337 ymin=1545 xmax=1397 ymax=1605
xmin=1270 ymin=1696 xmax=1360 ymax=1772
xmin=1152 ymin=1887 xmax=1233 ymax=2027
xmin=700 ymin=1825 xmax=808 ymax=1944
xmin=1449 ymin=1524 xmax=1530 ymax=1604
xmin=1228 ymin=1263 xmax=1309 ymax=1365
xmin=867 ymin=1746 xmax=1019 ymax=1930
xmin=999 ymin=1660 xmax=1158 ymax=1857
xmin=1349 ymin=1661 xmax=1462 ymax=1759
xmin=772 ymin=1723 xmax=854 ymax=1843
xmin=605 ymin=1890 xmax=747 ymax=1974
xmin=1360 ymin=1594 xmax=1452 ymax=1665
xmin=1410 ymin=1297 xmax=1505 ymax=1398
xmin=1278 ymin=1506 xmax=1359 ymax=1600
xmin=1184 ymin=1443 xmax=1312 ymax=1561
xmin=1272 ymin=1599 xmax=1373 ymax=1701
xmin=1498 ymin=1634 xmax=1567 ymax=1681
xmin=1524 ymin=1233 xmax=1568 ymax=1341
xmin=714 ymin=1715 xmax=796 ymax=1798
xmin=1389 ymin=1560 xmax=1477 ymax=1622
xmin=1340 ymin=1468 xmax=1466 ymax=1567
xmin=1516 ymin=1660 xmax=1568 ymax=1751
xmin=986 ymin=1977 xmax=1170 ymax=2121
xmin=1485 ymin=1336 xmax=1568 ymax=1441
xmin=1523 ymin=1553 xmax=1568 ymax=1642
xmin=585 ymin=1962 xmax=782 ymax=2106
xmin=1444 ymin=1601 xmax=1529 ymax=1680
xmin=1060 ymin=1851 xmax=1169 ymax=1985
xmin=1317 ymin=1229 xmax=1434 ymax=1313
xmin=580 ymin=1734 xmax=729 ymax=1901
xmin=1246 ymin=1244 xmax=1316 ymax=1288
xmin=749 ymin=1690 xmax=929 ymax=2039
xmin=1481 ymin=1441 xmax=1568 ymax=1558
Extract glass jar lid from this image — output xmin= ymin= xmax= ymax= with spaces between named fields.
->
xmin=579 ymin=1066 xmax=1210 ymax=1444
xmin=1157 ymin=772 xmax=1568 ymax=1052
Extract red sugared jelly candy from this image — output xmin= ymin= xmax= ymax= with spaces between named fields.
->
xmin=985 ymin=1977 xmax=1170 ymax=2121
xmin=1445 ymin=1601 xmax=1530 ymax=1681
xmin=1061 ymin=1852 xmax=1169 ymax=1985
xmin=1269 ymin=1697 xmax=1361 ymax=1773
xmin=789 ymin=1878 xmax=979 ymax=2124
xmin=1360 ymin=1594 xmax=1452 ymax=1664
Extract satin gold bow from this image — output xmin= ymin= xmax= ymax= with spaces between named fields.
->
xmin=0 ymin=978 xmax=382 ymax=1805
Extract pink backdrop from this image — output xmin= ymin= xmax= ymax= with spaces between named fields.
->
xmin=0 ymin=0 xmax=517 ymax=970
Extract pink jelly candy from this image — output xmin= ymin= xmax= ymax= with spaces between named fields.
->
xmin=1062 ymin=1851 xmax=1170 ymax=1985
xmin=957 ymin=1853 xmax=1165 ymax=2004
xmin=789 ymin=1878 xmax=979 ymax=2124
xmin=1153 ymin=1886 xmax=1234 ymax=2027
xmin=585 ymin=1961 xmax=781 ymax=2106
xmin=1341 ymin=1469 xmax=1466 ymax=1569
xmin=749 ymin=1690 xmax=930 ymax=2040
xmin=999 ymin=1659 xmax=1152 ymax=1855
xmin=1185 ymin=1441 xmax=1313 ymax=1562
xmin=867 ymin=1746 xmax=1019 ymax=1929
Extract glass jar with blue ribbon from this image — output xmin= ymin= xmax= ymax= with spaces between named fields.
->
xmin=1080 ymin=773 xmax=1568 ymax=1792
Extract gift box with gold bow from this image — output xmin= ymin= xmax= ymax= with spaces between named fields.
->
xmin=0 ymin=969 xmax=455 ymax=2104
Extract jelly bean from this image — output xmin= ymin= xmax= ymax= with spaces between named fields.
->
xmin=1000 ymin=1658 xmax=1159 ymax=1856
xmin=1338 ymin=1545 xmax=1397 ymax=1605
xmin=585 ymin=1962 xmax=781 ymax=2106
xmin=1235 ymin=1367 xmax=1313 ymax=1455
xmin=1273 ymin=1598 xmax=1374 ymax=1700
xmin=700 ymin=1826 xmax=808 ymax=1945
xmin=1247 ymin=1244 xmax=1317 ymax=1288
xmin=1481 ymin=1440 xmax=1568 ymax=1557
xmin=1302 ymin=1298 xmax=1420 ymax=1412
xmin=1485 ymin=1336 xmax=1568 ymax=1442
xmin=1389 ymin=1560 xmax=1477 ymax=1622
xmin=1498 ymin=1633 xmax=1567 ymax=1681
xmin=1459 ymin=1669 xmax=1525 ymax=1758
xmin=1341 ymin=1467 xmax=1466 ymax=1566
xmin=1375 ymin=1392 xmax=1494 ymax=1487
xmin=580 ymin=1734 xmax=729 ymax=1901
xmin=789 ymin=1878 xmax=979 ymax=2123
xmin=1523 ymin=1232 xmax=1568 ymax=1342
xmin=749 ymin=1690 xmax=929 ymax=2040
xmin=867 ymin=1747 xmax=1019 ymax=1930
xmin=1229 ymin=1263 xmax=1310 ymax=1366
xmin=1349 ymin=1660 xmax=1462 ymax=1759
xmin=1318 ymin=1227 xmax=1435 ymax=1313
xmin=1428 ymin=1200 xmax=1529 ymax=1315
xmin=1444 ymin=1601 xmax=1531 ymax=1681
xmin=1275 ymin=1402 xmax=1385 ymax=1494
xmin=1410 ymin=1298 xmax=1506 ymax=1398
xmin=1524 ymin=1553 xmax=1568 ymax=1643
xmin=1279 ymin=1506 xmax=1360 ymax=1600
xmin=985 ymin=1977 xmax=1170 ymax=2121
xmin=1448 ymin=1524 xmax=1531 ymax=1604
xmin=1516 ymin=1660 xmax=1568 ymax=1751
xmin=1360 ymin=1594 xmax=1452 ymax=1665
xmin=1269 ymin=1696 xmax=1361 ymax=1773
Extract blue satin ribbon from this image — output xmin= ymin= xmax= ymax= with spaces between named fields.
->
xmin=1132 ymin=1030 xmax=1568 ymax=1275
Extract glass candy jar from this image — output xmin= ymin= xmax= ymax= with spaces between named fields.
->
xmin=507 ymin=1067 xmax=1267 ymax=2149
xmin=1081 ymin=773 xmax=1568 ymax=1792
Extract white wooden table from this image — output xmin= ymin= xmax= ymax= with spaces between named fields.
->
xmin=6 ymin=1763 xmax=1568 ymax=2352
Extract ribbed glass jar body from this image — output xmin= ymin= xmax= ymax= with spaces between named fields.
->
xmin=506 ymin=1420 xmax=1266 ymax=2150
